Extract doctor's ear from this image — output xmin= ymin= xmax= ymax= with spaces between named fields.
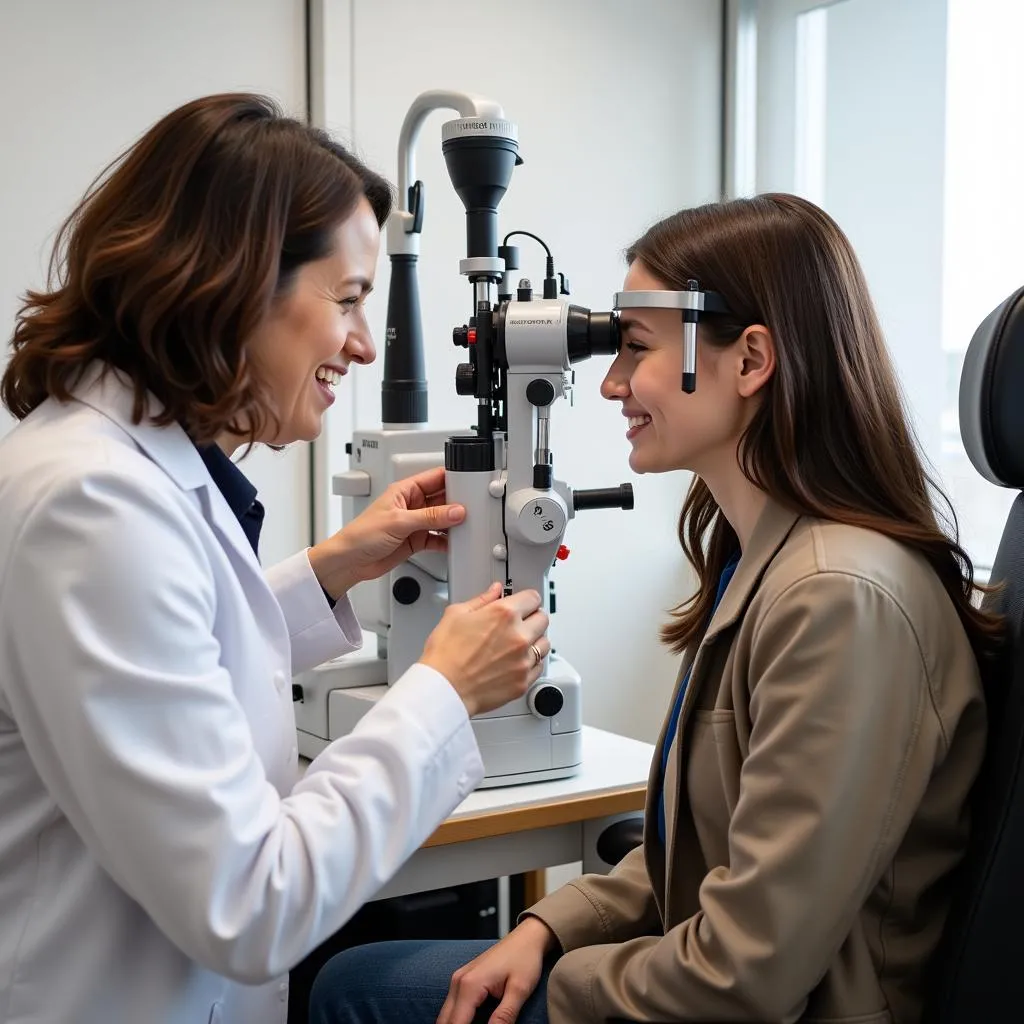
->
xmin=734 ymin=324 xmax=776 ymax=398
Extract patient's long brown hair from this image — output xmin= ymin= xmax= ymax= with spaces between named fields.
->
xmin=628 ymin=194 xmax=1002 ymax=665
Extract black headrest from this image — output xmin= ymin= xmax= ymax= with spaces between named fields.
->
xmin=960 ymin=286 xmax=1024 ymax=489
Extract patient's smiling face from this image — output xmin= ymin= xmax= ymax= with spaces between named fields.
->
xmin=601 ymin=260 xmax=755 ymax=478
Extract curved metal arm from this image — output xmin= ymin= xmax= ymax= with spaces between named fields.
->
xmin=397 ymin=90 xmax=506 ymax=203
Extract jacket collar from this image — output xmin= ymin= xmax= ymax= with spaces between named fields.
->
xmin=702 ymin=495 xmax=802 ymax=643
xmin=646 ymin=494 xmax=803 ymax=909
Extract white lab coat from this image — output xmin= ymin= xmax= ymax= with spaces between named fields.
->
xmin=0 ymin=367 xmax=483 ymax=1024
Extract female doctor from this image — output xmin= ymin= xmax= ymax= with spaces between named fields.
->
xmin=0 ymin=93 xmax=550 ymax=1024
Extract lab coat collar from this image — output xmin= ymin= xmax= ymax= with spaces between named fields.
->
xmin=70 ymin=363 xmax=265 ymax=577
xmin=70 ymin=363 xmax=210 ymax=494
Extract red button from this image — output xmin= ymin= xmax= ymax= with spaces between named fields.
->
xmin=467 ymin=328 xmax=477 ymax=344
xmin=556 ymin=545 xmax=570 ymax=561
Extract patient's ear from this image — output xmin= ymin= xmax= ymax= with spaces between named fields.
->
xmin=735 ymin=324 xmax=775 ymax=398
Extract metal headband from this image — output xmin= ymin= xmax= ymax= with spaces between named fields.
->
xmin=612 ymin=289 xmax=731 ymax=314
xmin=612 ymin=286 xmax=731 ymax=393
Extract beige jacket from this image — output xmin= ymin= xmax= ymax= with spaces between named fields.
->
xmin=529 ymin=499 xmax=986 ymax=1023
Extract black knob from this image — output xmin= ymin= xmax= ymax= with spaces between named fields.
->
xmin=573 ymin=483 xmax=634 ymax=511
xmin=445 ymin=435 xmax=495 ymax=472
xmin=526 ymin=378 xmax=556 ymax=407
xmin=453 ymin=325 xmax=470 ymax=348
xmin=530 ymin=685 xmax=564 ymax=718
xmin=392 ymin=576 xmax=421 ymax=606
xmin=455 ymin=363 xmax=477 ymax=395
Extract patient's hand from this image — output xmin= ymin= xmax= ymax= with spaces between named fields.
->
xmin=436 ymin=917 xmax=557 ymax=1024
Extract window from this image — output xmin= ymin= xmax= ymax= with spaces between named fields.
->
xmin=940 ymin=0 xmax=1023 ymax=570
xmin=731 ymin=0 xmax=1020 ymax=572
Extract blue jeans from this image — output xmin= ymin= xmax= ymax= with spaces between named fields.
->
xmin=308 ymin=939 xmax=552 ymax=1024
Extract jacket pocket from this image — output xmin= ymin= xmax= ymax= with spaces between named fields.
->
xmin=686 ymin=710 xmax=741 ymax=846
xmin=208 ymin=1002 xmax=223 ymax=1024
xmin=693 ymin=708 xmax=736 ymax=736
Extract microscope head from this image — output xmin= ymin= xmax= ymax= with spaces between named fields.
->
xmin=498 ymin=301 xmax=620 ymax=372
xmin=442 ymin=115 xmax=522 ymax=264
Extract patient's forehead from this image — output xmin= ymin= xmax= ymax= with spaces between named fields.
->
xmin=619 ymin=262 xmax=680 ymax=337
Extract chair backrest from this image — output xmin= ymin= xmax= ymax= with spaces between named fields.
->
xmin=924 ymin=287 xmax=1024 ymax=1021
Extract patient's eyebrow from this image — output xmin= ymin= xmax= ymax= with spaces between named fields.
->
xmin=618 ymin=315 xmax=652 ymax=334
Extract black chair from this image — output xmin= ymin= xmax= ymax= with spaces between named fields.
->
xmin=596 ymin=815 xmax=644 ymax=868
xmin=922 ymin=286 xmax=1024 ymax=1021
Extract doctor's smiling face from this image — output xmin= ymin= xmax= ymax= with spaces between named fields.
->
xmin=242 ymin=197 xmax=381 ymax=449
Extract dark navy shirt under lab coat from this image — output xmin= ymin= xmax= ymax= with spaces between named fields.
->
xmin=657 ymin=551 xmax=740 ymax=844
xmin=196 ymin=443 xmax=338 ymax=609
xmin=195 ymin=444 xmax=265 ymax=559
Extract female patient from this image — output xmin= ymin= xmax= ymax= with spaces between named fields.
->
xmin=310 ymin=194 xmax=998 ymax=1024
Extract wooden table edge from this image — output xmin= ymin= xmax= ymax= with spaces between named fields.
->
xmin=422 ymin=783 xmax=648 ymax=849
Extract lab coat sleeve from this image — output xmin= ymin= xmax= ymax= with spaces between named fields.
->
xmin=264 ymin=551 xmax=364 ymax=675
xmin=0 ymin=469 xmax=483 ymax=984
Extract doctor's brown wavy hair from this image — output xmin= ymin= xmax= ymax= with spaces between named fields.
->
xmin=1 ymin=93 xmax=391 ymax=445
xmin=630 ymin=194 xmax=1003 ymax=666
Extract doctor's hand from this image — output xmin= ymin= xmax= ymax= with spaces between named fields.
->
xmin=308 ymin=466 xmax=463 ymax=600
xmin=436 ymin=917 xmax=558 ymax=1024
xmin=420 ymin=585 xmax=551 ymax=718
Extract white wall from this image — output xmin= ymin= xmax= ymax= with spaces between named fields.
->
xmin=0 ymin=0 xmax=311 ymax=567
xmin=313 ymin=0 xmax=723 ymax=742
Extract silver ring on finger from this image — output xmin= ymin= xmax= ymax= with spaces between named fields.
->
xmin=530 ymin=642 xmax=543 ymax=667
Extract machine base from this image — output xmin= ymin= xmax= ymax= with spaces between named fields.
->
xmin=296 ymin=665 xmax=583 ymax=788
xmin=473 ymin=758 xmax=582 ymax=788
